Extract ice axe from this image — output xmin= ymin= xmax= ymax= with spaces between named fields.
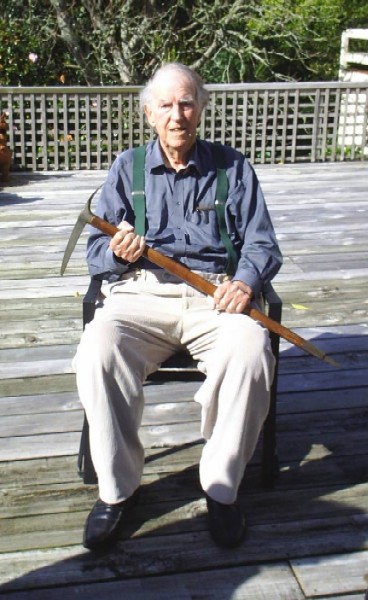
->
xmin=61 ymin=187 xmax=340 ymax=368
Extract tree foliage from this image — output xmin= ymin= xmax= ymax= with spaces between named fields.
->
xmin=1 ymin=0 xmax=368 ymax=86
xmin=0 ymin=0 xmax=70 ymax=85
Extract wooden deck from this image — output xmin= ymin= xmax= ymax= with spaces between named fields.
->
xmin=0 ymin=162 xmax=367 ymax=599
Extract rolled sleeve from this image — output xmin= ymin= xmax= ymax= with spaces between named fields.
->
xmin=86 ymin=153 xmax=134 ymax=280
xmin=225 ymin=155 xmax=282 ymax=295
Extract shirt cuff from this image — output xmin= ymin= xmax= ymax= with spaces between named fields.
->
xmin=105 ymin=247 xmax=130 ymax=274
xmin=233 ymin=267 xmax=263 ymax=297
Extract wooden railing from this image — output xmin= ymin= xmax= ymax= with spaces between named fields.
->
xmin=0 ymin=81 xmax=367 ymax=170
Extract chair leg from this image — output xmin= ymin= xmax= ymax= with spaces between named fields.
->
xmin=261 ymin=381 xmax=279 ymax=488
xmin=261 ymin=329 xmax=280 ymax=488
xmin=78 ymin=414 xmax=98 ymax=485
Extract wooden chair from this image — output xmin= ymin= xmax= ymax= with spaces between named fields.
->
xmin=77 ymin=276 xmax=282 ymax=489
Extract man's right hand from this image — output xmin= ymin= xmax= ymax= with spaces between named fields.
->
xmin=109 ymin=220 xmax=146 ymax=263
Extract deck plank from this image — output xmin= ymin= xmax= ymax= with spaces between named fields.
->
xmin=0 ymin=561 xmax=306 ymax=599
xmin=291 ymin=552 xmax=368 ymax=598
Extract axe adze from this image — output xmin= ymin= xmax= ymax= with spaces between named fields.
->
xmin=61 ymin=188 xmax=340 ymax=368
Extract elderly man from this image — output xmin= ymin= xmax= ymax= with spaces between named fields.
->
xmin=74 ymin=62 xmax=282 ymax=550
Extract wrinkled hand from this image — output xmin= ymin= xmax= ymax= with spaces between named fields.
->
xmin=109 ymin=221 xmax=146 ymax=263
xmin=213 ymin=279 xmax=253 ymax=314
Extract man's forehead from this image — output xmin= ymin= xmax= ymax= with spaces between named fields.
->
xmin=152 ymin=72 xmax=196 ymax=99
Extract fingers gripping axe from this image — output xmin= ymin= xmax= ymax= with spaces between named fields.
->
xmin=61 ymin=187 xmax=340 ymax=368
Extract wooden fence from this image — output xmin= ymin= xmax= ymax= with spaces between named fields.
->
xmin=1 ymin=81 xmax=367 ymax=171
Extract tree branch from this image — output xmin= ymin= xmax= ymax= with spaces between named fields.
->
xmin=49 ymin=0 xmax=100 ymax=85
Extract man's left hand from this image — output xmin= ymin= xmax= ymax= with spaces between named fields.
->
xmin=213 ymin=280 xmax=253 ymax=314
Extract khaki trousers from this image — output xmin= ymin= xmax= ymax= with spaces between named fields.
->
xmin=74 ymin=270 xmax=275 ymax=505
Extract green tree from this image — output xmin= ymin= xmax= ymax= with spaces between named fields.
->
xmin=1 ymin=0 xmax=368 ymax=86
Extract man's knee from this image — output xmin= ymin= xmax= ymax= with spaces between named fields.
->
xmin=75 ymin=318 xmax=119 ymax=370
xmin=219 ymin=314 xmax=270 ymax=358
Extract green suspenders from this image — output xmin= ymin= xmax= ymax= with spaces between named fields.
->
xmin=131 ymin=144 xmax=146 ymax=237
xmin=212 ymin=144 xmax=238 ymax=275
xmin=132 ymin=143 xmax=238 ymax=274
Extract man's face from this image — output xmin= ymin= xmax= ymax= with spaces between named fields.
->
xmin=144 ymin=72 xmax=202 ymax=161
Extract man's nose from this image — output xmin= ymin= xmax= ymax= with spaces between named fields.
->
xmin=171 ymin=103 xmax=183 ymax=120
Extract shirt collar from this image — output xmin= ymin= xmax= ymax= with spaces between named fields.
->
xmin=146 ymin=139 xmax=203 ymax=176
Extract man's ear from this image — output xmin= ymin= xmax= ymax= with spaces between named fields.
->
xmin=144 ymin=105 xmax=155 ymax=127
xmin=197 ymin=110 xmax=203 ymax=127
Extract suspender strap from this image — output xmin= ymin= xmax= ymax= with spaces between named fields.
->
xmin=132 ymin=145 xmax=146 ymax=236
xmin=213 ymin=144 xmax=238 ymax=275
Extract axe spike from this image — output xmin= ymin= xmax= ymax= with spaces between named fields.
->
xmin=60 ymin=185 xmax=103 ymax=276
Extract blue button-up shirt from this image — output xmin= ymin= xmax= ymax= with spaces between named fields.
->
xmin=87 ymin=139 xmax=282 ymax=296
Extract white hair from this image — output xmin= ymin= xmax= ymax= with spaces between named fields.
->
xmin=139 ymin=63 xmax=209 ymax=112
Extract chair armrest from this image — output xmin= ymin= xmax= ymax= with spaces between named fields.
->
xmin=83 ymin=276 xmax=103 ymax=328
xmin=262 ymin=281 xmax=282 ymax=323
xmin=262 ymin=281 xmax=282 ymax=361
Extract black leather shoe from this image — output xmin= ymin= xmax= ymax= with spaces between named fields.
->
xmin=83 ymin=494 xmax=137 ymax=551
xmin=205 ymin=494 xmax=246 ymax=547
